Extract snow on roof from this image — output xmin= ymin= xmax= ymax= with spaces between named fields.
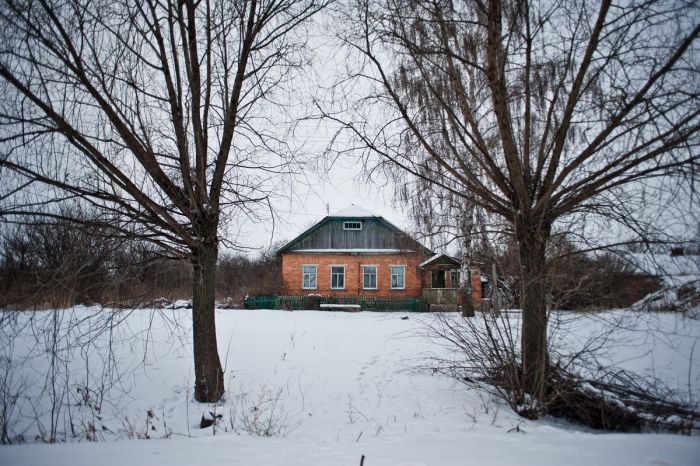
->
xmin=328 ymin=204 xmax=378 ymax=218
xmin=418 ymin=253 xmax=461 ymax=267
xmin=418 ymin=253 xmax=443 ymax=267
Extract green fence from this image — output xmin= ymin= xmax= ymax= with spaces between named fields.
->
xmin=244 ymin=295 xmax=422 ymax=312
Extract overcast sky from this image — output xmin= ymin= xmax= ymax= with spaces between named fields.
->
xmin=235 ymin=157 xmax=412 ymax=254
xmin=230 ymin=16 xmax=416 ymax=255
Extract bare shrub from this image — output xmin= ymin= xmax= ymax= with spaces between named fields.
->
xmin=0 ymin=332 xmax=28 ymax=444
xmin=422 ymin=311 xmax=700 ymax=432
xmin=228 ymin=384 xmax=297 ymax=437
xmin=423 ymin=311 xmax=534 ymax=413
xmin=0 ymin=214 xmax=170 ymax=309
xmin=217 ymin=244 xmax=284 ymax=300
xmin=0 ymin=306 xmax=171 ymax=444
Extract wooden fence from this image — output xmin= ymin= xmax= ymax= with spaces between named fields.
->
xmin=244 ymin=295 xmax=422 ymax=311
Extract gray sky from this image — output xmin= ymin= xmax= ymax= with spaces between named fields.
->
xmin=230 ymin=18 xmax=415 ymax=255
xmin=236 ymin=158 xmax=412 ymax=253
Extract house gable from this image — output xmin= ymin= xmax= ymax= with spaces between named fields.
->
xmin=278 ymin=210 xmax=429 ymax=254
xmin=418 ymin=253 xmax=461 ymax=268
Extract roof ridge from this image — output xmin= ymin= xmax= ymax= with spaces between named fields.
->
xmin=328 ymin=204 xmax=378 ymax=217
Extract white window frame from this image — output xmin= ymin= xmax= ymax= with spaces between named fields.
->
xmin=450 ymin=270 xmax=461 ymax=288
xmin=362 ymin=265 xmax=378 ymax=290
xmin=330 ymin=265 xmax=346 ymax=290
xmin=390 ymin=265 xmax=406 ymax=290
xmin=343 ymin=221 xmax=363 ymax=231
xmin=302 ymin=264 xmax=317 ymax=290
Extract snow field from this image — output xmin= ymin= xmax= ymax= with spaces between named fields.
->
xmin=0 ymin=308 xmax=699 ymax=465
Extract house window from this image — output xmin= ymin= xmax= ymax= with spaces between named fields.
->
xmin=390 ymin=265 xmax=405 ymax=289
xmin=450 ymin=270 xmax=461 ymax=288
xmin=302 ymin=265 xmax=317 ymax=289
xmin=331 ymin=266 xmax=345 ymax=289
xmin=343 ymin=221 xmax=362 ymax=230
xmin=363 ymin=265 xmax=377 ymax=289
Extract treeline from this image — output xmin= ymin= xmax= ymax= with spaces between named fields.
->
xmin=0 ymin=217 xmax=282 ymax=309
xmin=548 ymin=243 xmax=661 ymax=310
xmin=474 ymin=237 xmax=661 ymax=311
xmin=1 ymin=216 xmax=664 ymax=311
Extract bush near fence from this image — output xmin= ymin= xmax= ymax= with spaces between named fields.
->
xmin=243 ymin=295 xmax=422 ymax=312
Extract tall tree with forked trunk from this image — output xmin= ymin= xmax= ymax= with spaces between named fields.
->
xmin=329 ymin=0 xmax=699 ymax=399
xmin=0 ymin=0 xmax=328 ymax=402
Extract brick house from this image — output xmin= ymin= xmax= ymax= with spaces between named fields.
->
xmin=278 ymin=205 xmax=429 ymax=297
xmin=277 ymin=206 xmax=482 ymax=310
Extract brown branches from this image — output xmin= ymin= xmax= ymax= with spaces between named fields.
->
xmin=333 ymin=0 xmax=698 ymax=400
xmin=0 ymin=0 xmax=330 ymax=402
xmin=422 ymin=311 xmax=700 ymax=432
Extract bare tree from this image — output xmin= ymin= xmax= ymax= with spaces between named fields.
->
xmin=0 ymin=0 xmax=328 ymax=402
xmin=328 ymin=0 xmax=699 ymax=398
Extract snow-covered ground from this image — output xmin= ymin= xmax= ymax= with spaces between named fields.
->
xmin=0 ymin=307 xmax=699 ymax=465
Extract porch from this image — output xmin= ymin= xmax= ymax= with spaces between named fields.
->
xmin=419 ymin=253 xmax=482 ymax=313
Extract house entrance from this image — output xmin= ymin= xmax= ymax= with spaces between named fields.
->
xmin=432 ymin=270 xmax=446 ymax=288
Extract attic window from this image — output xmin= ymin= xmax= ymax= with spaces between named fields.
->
xmin=343 ymin=221 xmax=362 ymax=230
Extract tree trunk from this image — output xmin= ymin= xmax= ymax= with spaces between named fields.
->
xmin=192 ymin=240 xmax=225 ymax=402
xmin=516 ymin=217 xmax=550 ymax=400
xmin=491 ymin=262 xmax=501 ymax=317
xmin=461 ymin=263 xmax=476 ymax=317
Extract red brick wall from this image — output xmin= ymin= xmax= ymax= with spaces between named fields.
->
xmin=470 ymin=267 xmax=482 ymax=303
xmin=281 ymin=252 xmax=427 ymax=298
